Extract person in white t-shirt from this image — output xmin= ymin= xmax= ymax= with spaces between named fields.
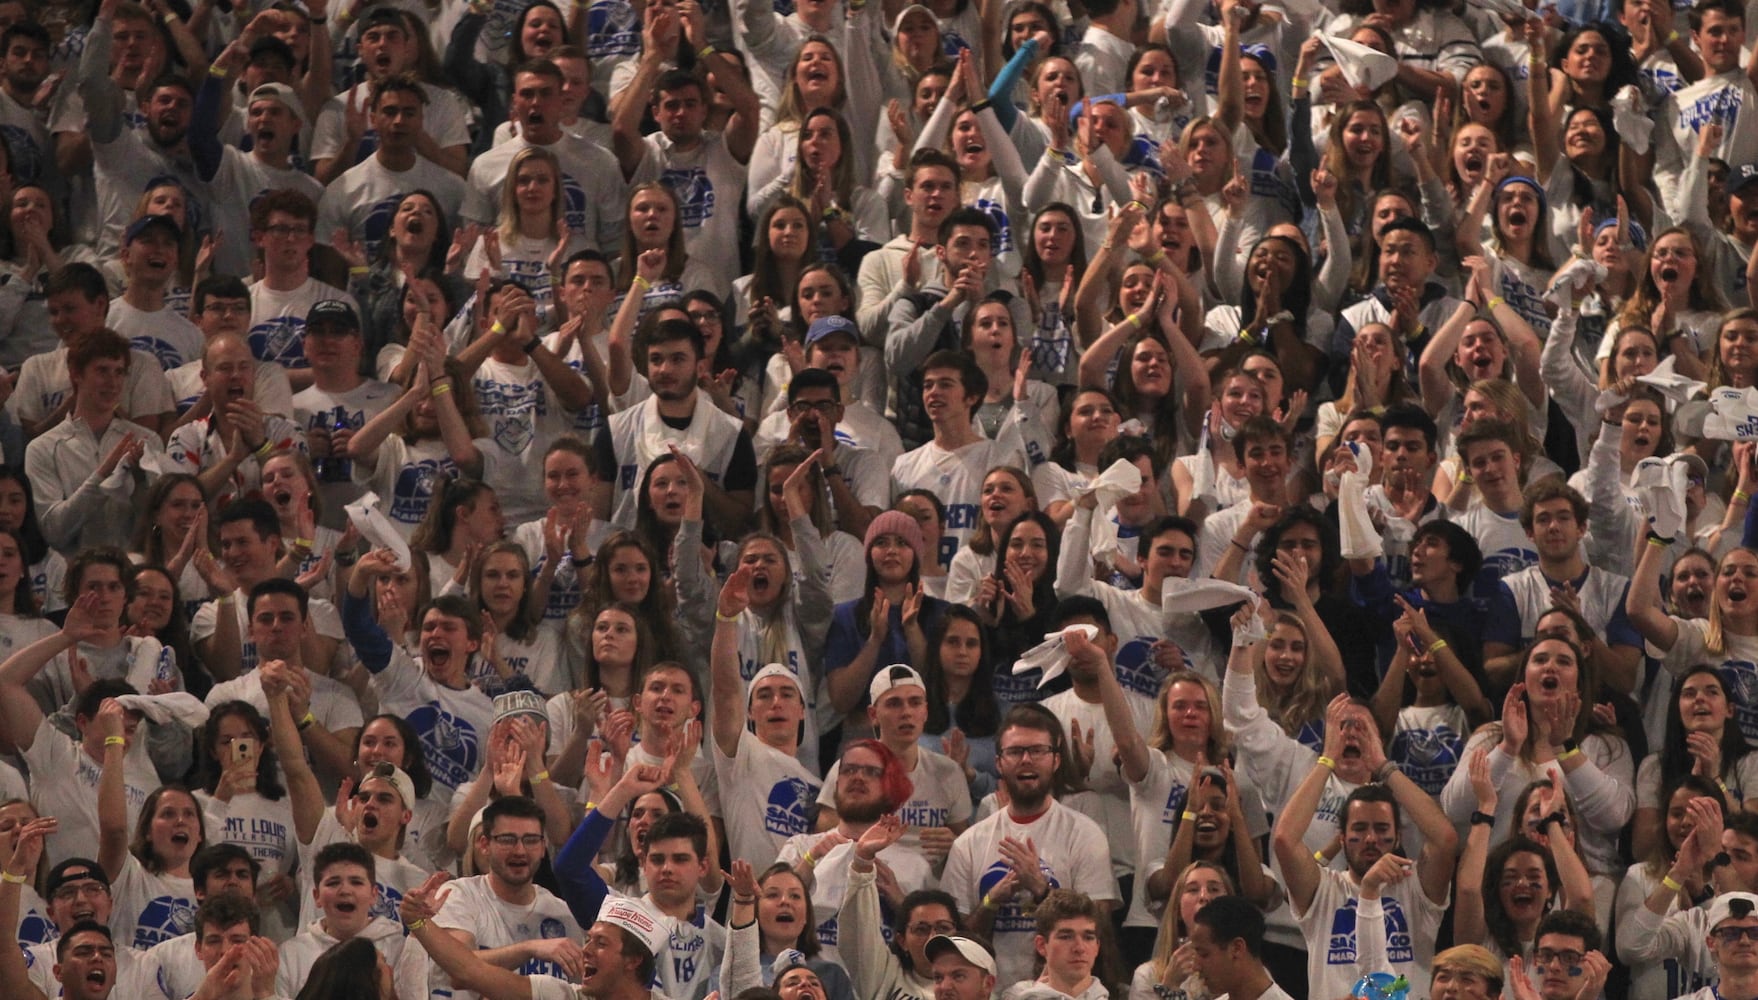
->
xmin=94 ymin=697 xmax=206 ymax=951
xmin=106 ymin=214 xmax=203 ymax=371
xmin=941 ymin=688 xmax=1118 ymax=985
xmin=180 ymin=895 xmax=284 ymax=1000
xmin=276 ymin=841 xmax=427 ymax=1000
xmin=14 ymin=855 xmax=145 ymax=998
xmin=406 ymin=876 xmax=676 ymax=1000
xmin=709 ymin=564 xmax=825 ymax=872
xmin=246 ymin=190 xmax=360 ymax=392
xmin=1185 ymin=896 xmax=1297 ymax=1000
xmin=999 ymin=889 xmax=1117 ymax=1000
xmin=1520 ymin=909 xmax=1612 ymax=1000
xmin=433 ymin=796 xmax=584 ymax=999
xmin=131 ymin=844 xmax=264 ymax=1000
xmin=1271 ymin=696 xmax=1457 ymax=1000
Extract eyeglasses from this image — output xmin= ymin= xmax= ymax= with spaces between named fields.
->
xmin=686 ymin=310 xmax=722 ymax=325
xmin=52 ymin=882 xmax=109 ymax=901
xmin=788 ymin=399 xmax=839 ymax=415
xmin=1534 ymin=949 xmax=1584 ymax=969
xmin=998 ymin=744 xmax=1056 ymax=762
xmin=908 ymin=921 xmax=959 ymax=937
xmin=489 ymin=834 xmax=546 ymax=848
xmin=841 ymin=763 xmax=884 ymax=780
xmin=1716 ymin=926 xmax=1758 ymax=944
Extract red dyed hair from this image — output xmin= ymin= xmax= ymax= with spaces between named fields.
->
xmin=842 ymin=738 xmax=915 ymax=812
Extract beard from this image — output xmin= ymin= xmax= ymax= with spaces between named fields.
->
xmin=836 ymin=796 xmax=888 ymax=824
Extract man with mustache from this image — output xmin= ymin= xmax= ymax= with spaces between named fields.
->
xmin=1272 ymin=693 xmax=1456 ymax=1000
xmin=941 ymin=692 xmax=1117 ymax=985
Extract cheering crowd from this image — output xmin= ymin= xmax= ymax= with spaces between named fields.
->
xmin=6 ymin=0 xmax=1758 ymax=997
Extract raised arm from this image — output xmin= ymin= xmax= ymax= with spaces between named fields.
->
xmin=266 ymin=679 xmax=326 ymax=845
xmin=1451 ymin=746 xmax=1497 ymax=946
xmin=710 ymin=565 xmax=754 ymax=758
xmin=402 ymin=875 xmax=535 ymax=1000
xmin=1076 ymin=628 xmax=1150 ymax=783
xmin=1418 ymin=298 xmax=1477 ymax=417
xmin=1364 ymin=713 xmax=1459 ymax=903
xmin=1271 ymin=695 xmax=1351 ymax=913
xmin=1626 ymin=525 xmax=1680 ymax=652
xmin=0 ymin=815 xmax=53 ymax=1000
xmin=95 ymin=698 xmax=130 ymax=881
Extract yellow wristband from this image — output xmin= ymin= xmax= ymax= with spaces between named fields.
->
xmin=1181 ymin=810 xmax=1197 ymax=821
xmin=1143 ymin=248 xmax=1166 ymax=265
xmin=1557 ymin=747 xmax=1582 ymax=762
xmin=1313 ymin=849 xmax=1327 ymax=862
xmin=1662 ymin=874 xmax=1684 ymax=893
xmin=255 ymin=439 xmax=275 ymax=459
xmin=490 ymin=320 xmax=507 ymax=336
xmin=981 ymin=893 xmax=996 ymax=909
xmin=699 ymin=44 xmax=717 ymax=58
xmin=1316 ymin=755 xmax=1337 ymax=770
xmin=294 ymin=537 xmax=314 ymax=550
xmin=584 ymin=800 xmax=598 ymax=812
xmin=297 ymin=711 xmax=317 ymax=731
xmin=349 ymin=265 xmax=369 ymax=276
xmin=1668 ymin=29 xmax=1681 ymax=43
xmin=430 ymin=381 xmax=453 ymax=398
xmin=715 ymin=610 xmax=739 ymax=623
xmin=0 ymin=870 xmax=25 ymax=884
xmin=1486 ymin=296 xmax=1506 ymax=310
xmin=1456 ymin=469 xmax=1473 ymax=485
xmin=104 ymin=736 xmax=126 ymax=747
xmin=406 ymin=918 xmax=426 ymax=931
xmin=632 ymin=276 xmax=653 ymax=293
xmin=1125 ymin=313 xmax=1143 ymax=329
xmin=1738 ymin=490 xmax=1752 ymax=505
xmin=802 ymin=850 xmax=816 ymax=866
xmin=208 ymin=64 xmax=227 ymax=78
xmin=532 ymin=770 xmax=551 ymax=784
xmin=1648 ymin=536 xmax=1671 ymax=549
xmin=1290 ymin=76 xmax=1308 ymax=89
xmin=1427 ymin=638 xmax=1449 ymax=654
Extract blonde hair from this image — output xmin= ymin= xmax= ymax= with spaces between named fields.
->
xmin=1707 ymin=548 xmax=1758 ymax=656
xmin=776 ymin=37 xmax=847 ymax=128
xmin=1149 ymin=670 xmax=1229 ymax=760
xmin=1254 ymin=613 xmax=1337 ymax=739
xmin=497 ymin=146 xmax=566 ymax=245
xmin=1148 ymin=861 xmax=1235 ymax=983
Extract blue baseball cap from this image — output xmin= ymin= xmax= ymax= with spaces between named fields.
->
xmin=804 ymin=315 xmax=859 ymax=347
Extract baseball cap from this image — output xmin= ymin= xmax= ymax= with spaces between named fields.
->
xmin=748 ymin=663 xmax=805 ymax=700
xmin=305 ymin=299 xmax=361 ymax=333
xmin=804 ymin=315 xmax=859 ymax=347
xmin=891 ymin=3 xmax=936 ymax=32
xmin=924 ymin=935 xmax=997 ymax=977
xmin=46 ymin=858 xmax=110 ymax=896
xmin=1709 ymin=892 xmax=1758 ymax=929
xmin=357 ymin=5 xmax=408 ymax=34
xmin=248 ymin=82 xmax=305 ymax=124
xmin=495 ymin=689 xmax=548 ymax=726
xmin=247 ymin=36 xmax=297 ymax=70
xmin=1673 ymin=452 xmax=1710 ymax=484
xmin=1733 ymin=165 xmax=1758 ymax=197
xmin=869 ymin=664 xmax=926 ymax=703
xmin=597 ymin=897 xmax=671 ymax=959
xmin=361 ymin=761 xmax=417 ymax=808
xmin=772 ymin=949 xmax=814 ymax=981
xmin=125 ymin=214 xmax=181 ymax=244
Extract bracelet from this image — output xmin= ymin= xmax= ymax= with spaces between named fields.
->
xmin=802 ymin=849 xmax=816 ymax=866
xmin=1647 ymin=530 xmax=1675 ymax=548
xmin=1469 ymin=810 xmax=1495 ymax=826
xmin=1290 ymin=76 xmax=1308 ymax=89
xmin=215 ymin=593 xmax=235 ymax=605
xmin=0 ymin=869 xmax=24 ymax=884
xmin=1556 ymin=747 xmax=1582 ymax=762
xmin=1737 ymin=490 xmax=1752 ymax=505
xmin=294 ymin=537 xmax=314 ymax=550
xmin=981 ymin=892 xmax=996 ymax=910
xmin=715 ymin=610 xmax=739 ymax=623
xmin=1373 ymin=760 xmax=1400 ymax=783
xmin=522 ymin=336 xmax=541 ymax=355
xmin=254 ymin=439 xmax=275 ymax=459
xmin=632 ymin=275 xmax=653 ymax=293
xmin=969 ymin=98 xmax=992 ymax=113
xmin=104 ymin=736 xmax=126 ymax=747
xmin=583 ymin=800 xmax=597 ymax=812
xmin=1668 ymin=29 xmax=1681 ymax=43
xmin=311 ymin=15 xmax=328 ymax=24
xmin=1312 ymin=849 xmax=1326 ymax=862
xmin=338 ymin=8 xmax=355 ymax=22
xmin=698 ymin=44 xmax=718 ymax=58
xmin=1316 ymin=755 xmax=1337 ymax=770
xmin=1124 ymin=312 xmax=1143 ymax=329
xmin=208 ymin=64 xmax=228 ymax=78
xmin=297 ymin=711 xmax=317 ymax=731
xmin=1456 ymin=469 xmax=1473 ymax=485
xmin=1125 ymin=200 xmax=1147 ymax=214
xmin=1143 ymin=248 xmax=1167 ymax=265
xmin=733 ymin=894 xmax=756 ymax=904
xmin=1427 ymin=638 xmax=1449 ymax=654
xmin=348 ymin=265 xmax=368 ymax=276
xmin=1180 ymin=810 xmax=1197 ymax=821
xmin=1485 ymin=296 xmax=1505 ymax=311
xmin=532 ymin=770 xmax=551 ymax=784
xmin=1229 ymin=538 xmax=1249 ymax=553
xmin=1662 ymin=874 xmax=1685 ymax=893
xmin=1537 ymin=809 xmax=1568 ymax=831
xmin=406 ymin=918 xmax=426 ymax=931
xmin=430 ymin=382 xmax=453 ymax=397
xmin=490 ymin=320 xmax=507 ymax=336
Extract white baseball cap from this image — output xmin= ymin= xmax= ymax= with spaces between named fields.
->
xmin=597 ymin=896 xmax=671 ymax=960
xmin=869 ymin=664 xmax=926 ymax=703
xmin=925 ymin=935 xmax=997 ymax=977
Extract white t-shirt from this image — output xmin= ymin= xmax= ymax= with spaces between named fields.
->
xmin=190 ymin=593 xmax=346 ymax=677
xmin=310 ymin=81 xmax=472 ymax=167
xmin=472 ymin=355 xmax=583 ymax=524
xmin=108 ymin=299 xmax=204 ymax=371
xmin=890 ymin=437 xmax=1022 ymax=568
xmin=316 ymin=154 xmax=470 ymax=261
xmin=369 ymin=644 xmax=496 ymax=794
xmin=110 ymin=855 xmax=197 ymax=951
xmin=465 ymin=132 xmax=625 ymax=255
xmin=207 ymin=148 xmax=326 ymax=277
xmin=1126 ymin=748 xmax=1271 ymax=929
xmin=1453 ymin=502 xmax=1538 ymax=586
xmin=247 ymin=277 xmax=360 ymax=373
xmin=775 ymin=834 xmax=929 ymax=965
xmin=1040 ymin=689 xmax=1156 ymax=880
xmin=296 ymin=809 xmax=432 ymax=928
xmin=433 ymin=874 xmax=584 ymax=1000
xmin=818 ymin=749 xmax=973 ymax=855
xmin=24 ymin=718 xmax=158 ymax=869
xmin=631 ymin=132 xmax=747 ymax=297
xmin=1293 ymin=866 xmax=1446 ymax=1000
xmin=940 ymin=800 xmax=1120 ymax=986
xmin=712 ymin=728 xmax=823 ymax=872
xmin=1662 ymin=620 xmax=1758 ymax=746
xmin=8 ymin=344 xmax=174 ymax=426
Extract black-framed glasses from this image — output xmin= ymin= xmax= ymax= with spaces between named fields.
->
xmin=1716 ymin=926 xmax=1758 ymax=944
xmin=489 ymin=834 xmax=545 ymax=848
xmin=1534 ymin=948 xmax=1584 ymax=969
xmin=998 ymin=744 xmax=1056 ymax=762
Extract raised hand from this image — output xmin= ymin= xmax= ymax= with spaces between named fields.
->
xmin=854 ymin=813 xmax=905 ymax=860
